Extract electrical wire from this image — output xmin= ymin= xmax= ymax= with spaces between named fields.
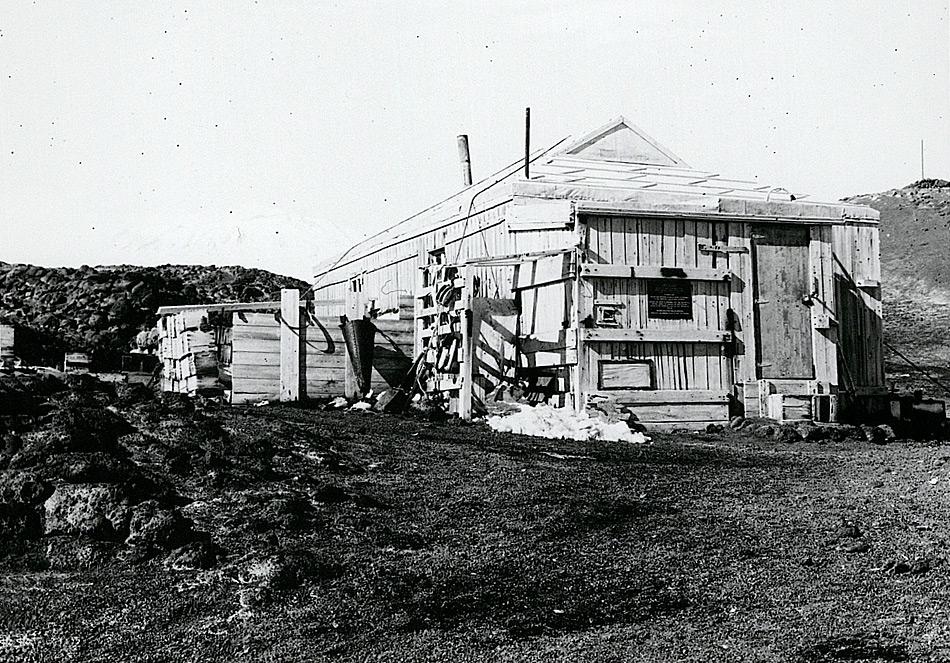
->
xmin=831 ymin=252 xmax=950 ymax=396
xmin=883 ymin=339 xmax=950 ymax=396
xmin=452 ymin=136 xmax=570 ymax=265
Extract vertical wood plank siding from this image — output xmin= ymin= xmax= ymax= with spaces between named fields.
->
xmin=581 ymin=215 xmax=734 ymax=393
xmin=832 ymin=223 xmax=884 ymax=389
xmin=230 ymin=313 xmax=414 ymax=404
xmin=314 ymin=203 xmax=530 ymax=315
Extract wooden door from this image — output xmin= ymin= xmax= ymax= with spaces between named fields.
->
xmin=752 ymin=224 xmax=814 ymax=379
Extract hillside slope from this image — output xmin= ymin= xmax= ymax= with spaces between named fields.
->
xmin=846 ymin=179 xmax=950 ymax=391
xmin=847 ymin=179 xmax=950 ymax=301
xmin=0 ymin=263 xmax=308 ymax=368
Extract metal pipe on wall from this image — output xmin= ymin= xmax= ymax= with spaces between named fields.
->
xmin=524 ymin=107 xmax=531 ymax=179
xmin=457 ymin=135 xmax=472 ymax=186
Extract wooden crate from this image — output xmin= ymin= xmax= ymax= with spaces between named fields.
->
xmin=766 ymin=393 xmax=812 ymax=422
xmin=0 ymin=324 xmax=14 ymax=359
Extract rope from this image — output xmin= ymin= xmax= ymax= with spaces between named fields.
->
xmin=831 ymin=252 xmax=950 ymax=396
xmin=275 ymin=312 xmax=337 ymax=354
xmin=883 ymin=339 xmax=950 ymax=396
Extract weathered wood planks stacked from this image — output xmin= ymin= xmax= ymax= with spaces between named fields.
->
xmin=0 ymin=324 xmax=14 ymax=361
xmin=157 ymin=309 xmax=219 ymax=395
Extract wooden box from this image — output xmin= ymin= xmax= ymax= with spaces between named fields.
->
xmin=766 ymin=393 xmax=812 ymax=422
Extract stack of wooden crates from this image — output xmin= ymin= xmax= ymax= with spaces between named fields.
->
xmin=157 ymin=309 xmax=219 ymax=394
xmin=0 ymin=324 xmax=14 ymax=366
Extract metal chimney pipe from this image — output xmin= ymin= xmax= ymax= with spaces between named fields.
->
xmin=457 ymin=134 xmax=472 ymax=186
xmin=524 ymin=107 xmax=531 ymax=179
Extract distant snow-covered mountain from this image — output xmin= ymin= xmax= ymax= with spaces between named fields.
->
xmin=106 ymin=213 xmax=348 ymax=281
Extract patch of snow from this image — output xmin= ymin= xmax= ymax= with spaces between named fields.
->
xmin=486 ymin=404 xmax=650 ymax=444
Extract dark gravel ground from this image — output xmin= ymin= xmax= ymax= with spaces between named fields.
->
xmin=2 ymin=394 xmax=950 ymax=662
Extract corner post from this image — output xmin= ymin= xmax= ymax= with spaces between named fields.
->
xmin=459 ymin=265 xmax=475 ymax=421
xmin=280 ymin=288 xmax=300 ymax=402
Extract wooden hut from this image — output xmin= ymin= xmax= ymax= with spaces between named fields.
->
xmin=310 ymin=117 xmax=883 ymax=427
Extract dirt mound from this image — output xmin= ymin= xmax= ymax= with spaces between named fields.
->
xmin=0 ymin=262 xmax=308 ymax=368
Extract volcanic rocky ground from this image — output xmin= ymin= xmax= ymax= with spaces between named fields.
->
xmin=0 ymin=373 xmax=949 ymax=662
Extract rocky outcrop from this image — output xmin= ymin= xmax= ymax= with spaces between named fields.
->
xmin=43 ymin=483 xmax=133 ymax=540
xmin=125 ymin=500 xmax=195 ymax=549
xmin=0 ymin=262 xmax=308 ymax=368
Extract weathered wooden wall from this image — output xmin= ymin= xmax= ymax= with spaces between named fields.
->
xmin=315 ymin=203 xmax=511 ymax=317
xmin=832 ymin=223 xmax=884 ymax=391
xmin=314 ymin=198 xmax=581 ymax=316
xmin=313 ymin=194 xmax=881 ymax=425
xmin=580 ymin=216 xmax=738 ymax=408
xmin=229 ymin=313 xmax=414 ymax=404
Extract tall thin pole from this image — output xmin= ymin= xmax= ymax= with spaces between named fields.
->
xmin=524 ymin=107 xmax=531 ymax=179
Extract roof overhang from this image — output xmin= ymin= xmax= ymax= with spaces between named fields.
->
xmin=513 ymin=181 xmax=879 ymax=224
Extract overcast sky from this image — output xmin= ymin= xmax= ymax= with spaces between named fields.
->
xmin=2 ymin=1 xmax=948 ymax=278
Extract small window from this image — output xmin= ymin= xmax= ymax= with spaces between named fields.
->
xmin=593 ymin=301 xmax=624 ymax=327
xmin=428 ymin=247 xmax=445 ymax=265
xmin=600 ymin=360 xmax=654 ymax=390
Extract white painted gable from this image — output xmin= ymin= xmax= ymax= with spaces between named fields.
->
xmin=561 ymin=117 xmax=689 ymax=167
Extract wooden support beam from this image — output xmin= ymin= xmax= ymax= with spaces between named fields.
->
xmin=279 ymin=289 xmax=300 ymax=402
xmin=581 ymin=328 xmax=731 ymax=343
xmin=157 ymin=301 xmax=281 ymax=315
xmin=570 ymin=248 xmax=584 ymax=412
xmin=698 ymin=243 xmax=749 ymax=255
xmin=579 ymin=263 xmax=732 ymax=281
xmin=588 ymin=389 xmax=729 ymax=403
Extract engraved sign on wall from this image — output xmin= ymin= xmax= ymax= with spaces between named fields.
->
xmin=647 ymin=279 xmax=693 ymax=319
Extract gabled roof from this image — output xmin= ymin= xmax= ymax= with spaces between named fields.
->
xmin=558 ymin=116 xmax=689 ymax=167
xmin=314 ymin=116 xmax=878 ymax=281
xmin=528 ymin=117 xmax=796 ymax=201
xmin=526 ymin=155 xmax=796 ymax=202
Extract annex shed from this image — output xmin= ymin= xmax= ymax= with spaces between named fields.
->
xmin=312 ymin=117 xmax=883 ymax=427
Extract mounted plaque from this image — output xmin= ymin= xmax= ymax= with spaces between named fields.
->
xmin=647 ymin=279 xmax=693 ymax=320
